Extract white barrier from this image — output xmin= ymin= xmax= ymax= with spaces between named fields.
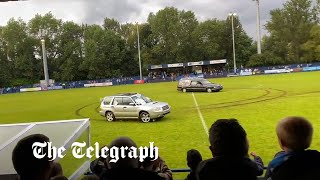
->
xmin=84 ymin=82 xmax=113 ymax=87
xmin=48 ymin=86 xmax=63 ymax=90
xmin=264 ymin=69 xmax=291 ymax=74
xmin=240 ymin=72 xmax=253 ymax=76
xmin=19 ymin=87 xmax=42 ymax=92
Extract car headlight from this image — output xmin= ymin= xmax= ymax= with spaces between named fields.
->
xmin=153 ymin=107 xmax=162 ymax=112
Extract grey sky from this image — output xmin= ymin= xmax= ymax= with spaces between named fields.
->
xmin=0 ymin=0 xmax=292 ymax=40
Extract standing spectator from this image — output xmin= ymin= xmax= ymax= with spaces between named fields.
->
xmin=140 ymin=148 xmax=173 ymax=180
xmin=196 ymin=119 xmax=264 ymax=180
xmin=185 ymin=149 xmax=202 ymax=180
xmin=265 ymin=116 xmax=320 ymax=180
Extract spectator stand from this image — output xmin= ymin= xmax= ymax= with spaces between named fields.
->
xmin=147 ymin=59 xmax=228 ymax=83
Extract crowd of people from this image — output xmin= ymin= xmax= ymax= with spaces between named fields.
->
xmin=11 ymin=116 xmax=320 ymax=180
xmin=147 ymin=66 xmax=227 ymax=82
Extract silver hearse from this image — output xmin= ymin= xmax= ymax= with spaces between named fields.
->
xmin=99 ymin=93 xmax=170 ymax=122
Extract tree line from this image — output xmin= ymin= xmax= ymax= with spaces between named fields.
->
xmin=0 ymin=0 xmax=319 ymax=87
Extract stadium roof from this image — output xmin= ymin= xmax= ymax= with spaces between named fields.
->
xmin=0 ymin=0 xmax=25 ymax=2
xmin=0 ymin=119 xmax=90 ymax=179
xmin=148 ymin=59 xmax=227 ymax=70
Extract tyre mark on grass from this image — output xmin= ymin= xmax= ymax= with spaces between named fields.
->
xmin=289 ymin=90 xmax=320 ymax=97
xmin=198 ymin=88 xmax=287 ymax=110
xmin=193 ymin=88 xmax=271 ymax=109
xmin=95 ymin=105 xmax=100 ymax=113
xmin=75 ymin=89 xmax=319 ymax=120
xmin=74 ymin=102 xmax=102 ymax=120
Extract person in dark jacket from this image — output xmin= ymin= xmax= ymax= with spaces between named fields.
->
xmin=265 ymin=116 xmax=320 ymax=180
xmin=100 ymin=136 xmax=163 ymax=180
xmin=90 ymin=145 xmax=108 ymax=177
xmin=140 ymin=148 xmax=173 ymax=180
xmin=185 ymin=149 xmax=202 ymax=180
xmin=196 ymin=119 xmax=264 ymax=180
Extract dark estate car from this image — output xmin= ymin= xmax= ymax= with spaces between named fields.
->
xmin=177 ymin=78 xmax=223 ymax=93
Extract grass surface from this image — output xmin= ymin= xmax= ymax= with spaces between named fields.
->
xmin=1 ymin=71 xmax=320 ymax=179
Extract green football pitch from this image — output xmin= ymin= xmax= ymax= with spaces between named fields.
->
xmin=1 ymin=71 xmax=320 ymax=178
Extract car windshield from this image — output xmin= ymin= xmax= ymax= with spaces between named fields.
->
xmin=200 ymin=80 xmax=212 ymax=85
xmin=131 ymin=94 xmax=152 ymax=104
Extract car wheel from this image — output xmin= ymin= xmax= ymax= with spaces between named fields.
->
xmin=182 ymin=88 xmax=187 ymax=93
xmin=207 ymin=88 xmax=212 ymax=93
xmin=105 ymin=111 xmax=115 ymax=122
xmin=140 ymin=111 xmax=151 ymax=123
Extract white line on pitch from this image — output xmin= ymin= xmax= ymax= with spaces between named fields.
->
xmin=191 ymin=93 xmax=209 ymax=136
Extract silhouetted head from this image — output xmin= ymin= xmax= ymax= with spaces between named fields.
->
xmin=187 ymin=149 xmax=202 ymax=170
xmin=50 ymin=162 xmax=63 ymax=178
xmin=106 ymin=136 xmax=139 ymax=169
xmin=276 ymin=116 xmax=313 ymax=151
xmin=209 ymin=119 xmax=248 ymax=157
xmin=12 ymin=134 xmax=52 ymax=180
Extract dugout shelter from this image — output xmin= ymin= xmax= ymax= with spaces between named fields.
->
xmin=0 ymin=119 xmax=90 ymax=180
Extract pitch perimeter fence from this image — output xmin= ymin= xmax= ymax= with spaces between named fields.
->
xmin=0 ymin=62 xmax=320 ymax=95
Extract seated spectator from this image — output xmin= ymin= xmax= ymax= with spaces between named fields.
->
xmin=50 ymin=162 xmax=64 ymax=179
xmin=265 ymin=116 xmax=320 ymax=180
xmin=100 ymin=136 xmax=162 ymax=180
xmin=12 ymin=134 xmax=55 ymax=180
xmin=196 ymin=119 xmax=264 ymax=180
xmin=185 ymin=149 xmax=202 ymax=180
xmin=140 ymin=148 xmax=172 ymax=180
xmin=90 ymin=145 xmax=108 ymax=177
xmin=81 ymin=175 xmax=99 ymax=180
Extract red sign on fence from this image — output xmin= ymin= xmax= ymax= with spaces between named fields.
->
xmin=134 ymin=80 xmax=145 ymax=84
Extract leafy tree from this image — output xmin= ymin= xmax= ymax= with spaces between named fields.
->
xmin=103 ymin=18 xmax=121 ymax=33
xmin=265 ymin=0 xmax=318 ymax=63
xmin=0 ymin=26 xmax=12 ymax=86
xmin=192 ymin=19 xmax=226 ymax=61
xmin=1 ymin=18 xmax=40 ymax=86
xmin=54 ymin=21 xmax=84 ymax=81
xmin=81 ymin=25 xmax=125 ymax=79
xmin=175 ymin=10 xmax=198 ymax=62
xmin=301 ymin=25 xmax=320 ymax=62
xmin=247 ymin=51 xmax=282 ymax=67
xmin=148 ymin=7 xmax=180 ymax=64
